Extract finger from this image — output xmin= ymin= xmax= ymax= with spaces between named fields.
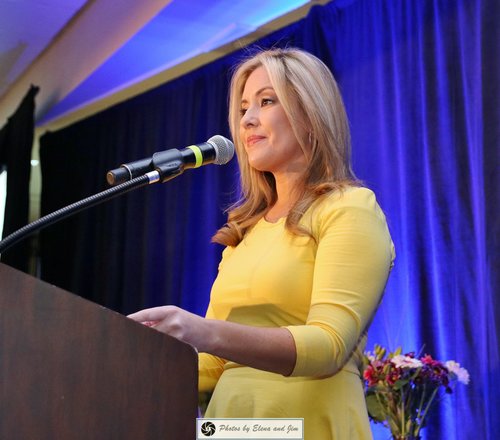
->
xmin=127 ymin=307 xmax=170 ymax=322
xmin=127 ymin=310 xmax=150 ymax=321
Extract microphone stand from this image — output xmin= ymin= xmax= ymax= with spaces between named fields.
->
xmin=0 ymin=170 xmax=162 ymax=255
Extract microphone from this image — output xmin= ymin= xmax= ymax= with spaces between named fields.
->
xmin=106 ymin=135 xmax=234 ymax=186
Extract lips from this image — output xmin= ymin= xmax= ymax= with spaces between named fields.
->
xmin=246 ymin=135 xmax=265 ymax=146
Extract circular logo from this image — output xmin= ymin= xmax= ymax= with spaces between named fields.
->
xmin=200 ymin=421 xmax=216 ymax=437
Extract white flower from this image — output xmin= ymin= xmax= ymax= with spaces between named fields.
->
xmin=391 ymin=354 xmax=423 ymax=369
xmin=365 ymin=352 xmax=376 ymax=363
xmin=445 ymin=360 xmax=470 ymax=384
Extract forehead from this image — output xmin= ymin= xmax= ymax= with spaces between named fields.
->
xmin=242 ymin=66 xmax=273 ymax=97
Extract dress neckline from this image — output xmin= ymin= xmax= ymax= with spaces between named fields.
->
xmin=260 ymin=216 xmax=286 ymax=227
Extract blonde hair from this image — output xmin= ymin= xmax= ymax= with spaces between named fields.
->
xmin=212 ymin=48 xmax=358 ymax=246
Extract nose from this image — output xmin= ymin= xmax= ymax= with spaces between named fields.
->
xmin=240 ymin=105 xmax=258 ymax=128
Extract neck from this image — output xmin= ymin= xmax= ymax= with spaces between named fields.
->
xmin=265 ymin=172 xmax=304 ymax=222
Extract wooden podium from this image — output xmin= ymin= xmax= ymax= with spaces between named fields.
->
xmin=0 ymin=262 xmax=198 ymax=439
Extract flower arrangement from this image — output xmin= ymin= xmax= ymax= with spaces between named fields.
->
xmin=363 ymin=345 xmax=469 ymax=440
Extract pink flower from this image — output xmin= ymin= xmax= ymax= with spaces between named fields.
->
xmin=421 ymin=354 xmax=441 ymax=367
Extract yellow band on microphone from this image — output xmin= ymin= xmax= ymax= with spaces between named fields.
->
xmin=187 ymin=145 xmax=203 ymax=168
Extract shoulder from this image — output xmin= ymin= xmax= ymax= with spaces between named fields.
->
xmin=311 ymin=186 xmax=384 ymax=216
xmin=217 ymin=245 xmax=235 ymax=271
xmin=304 ymin=186 xmax=390 ymax=238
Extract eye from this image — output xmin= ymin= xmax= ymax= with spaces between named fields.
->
xmin=261 ymin=98 xmax=274 ymax=107
xmin=239 ymin=107 xmax=248 ymax=116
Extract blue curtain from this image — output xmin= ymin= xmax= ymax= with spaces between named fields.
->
xmin=303 ymin=1 xmax=499 ymax=439
xmin=39 ymin=0 xmax=499 ymax=438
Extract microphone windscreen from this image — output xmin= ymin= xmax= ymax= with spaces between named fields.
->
xmin=208 ymin=135 xmax=235 ymax=165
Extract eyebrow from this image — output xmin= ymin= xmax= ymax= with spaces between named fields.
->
xmin=241 ymin=86 xmax=275 ymax=104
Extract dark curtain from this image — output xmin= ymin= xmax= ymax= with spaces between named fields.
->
xmin=39 ymin=1 xmax=498 ymax=438
xmin=0 ymin=84 xmax=39 ymax=272
xmin=39 ymin=66 xmax=236 ymax=315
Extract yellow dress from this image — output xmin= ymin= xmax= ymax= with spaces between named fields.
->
xmin=199 ymin=187 xmax=395 ymax=439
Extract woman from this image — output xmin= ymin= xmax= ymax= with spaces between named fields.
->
xmin=128 ymin=48 xmax=395 ymax=439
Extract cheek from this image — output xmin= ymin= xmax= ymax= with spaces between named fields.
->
xmin=271 ymin=112 xmax=294 ymax=137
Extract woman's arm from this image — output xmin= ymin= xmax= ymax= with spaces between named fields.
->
xmin=128 ymin=306 xmax=297 ymax=376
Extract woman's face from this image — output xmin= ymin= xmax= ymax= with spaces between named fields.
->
xmin=239 ymin=66 xmax=306 ymax=176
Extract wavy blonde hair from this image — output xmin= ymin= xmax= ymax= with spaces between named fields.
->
xmin=212 ymin=48 xmax=358 ymax=246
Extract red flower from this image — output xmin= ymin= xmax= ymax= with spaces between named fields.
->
xmin=384 ymin=365 xmax=401 ymax=385
xmin=363 ymin=366 xmax=376 ymax=386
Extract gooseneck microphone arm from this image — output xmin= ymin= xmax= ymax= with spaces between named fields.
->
xmin=0 ymin=171 xmax=160 ymax=255
xmin=0 ymin=135 xmax=234 ymax=255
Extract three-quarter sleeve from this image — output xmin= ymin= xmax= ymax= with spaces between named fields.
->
xmin=198 ymin=352 xmax=226 ymax=392
xmin=286 ymin=188 xmax=395 ymax=377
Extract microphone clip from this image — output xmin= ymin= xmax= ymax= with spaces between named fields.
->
xmin=152 ymin=149 xmax=185 ymax=183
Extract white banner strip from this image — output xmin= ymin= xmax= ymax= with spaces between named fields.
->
xmin=196 ymin=418 xmax=304 ymax=439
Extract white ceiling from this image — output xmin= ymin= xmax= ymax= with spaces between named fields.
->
xmin=0 ymin=0 xmax=328 ymax=131
xmin=0 ymin=0 xmax=85 ymax=91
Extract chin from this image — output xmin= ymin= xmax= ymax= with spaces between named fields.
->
xmin=248 ymin=159 xmax=272 ymax=173
xmin=247 ymin=156 xmax=266 ymax=171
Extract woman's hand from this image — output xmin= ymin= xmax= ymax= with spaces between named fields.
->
xmin=128 ymin=306 xmax=210 ymax=351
